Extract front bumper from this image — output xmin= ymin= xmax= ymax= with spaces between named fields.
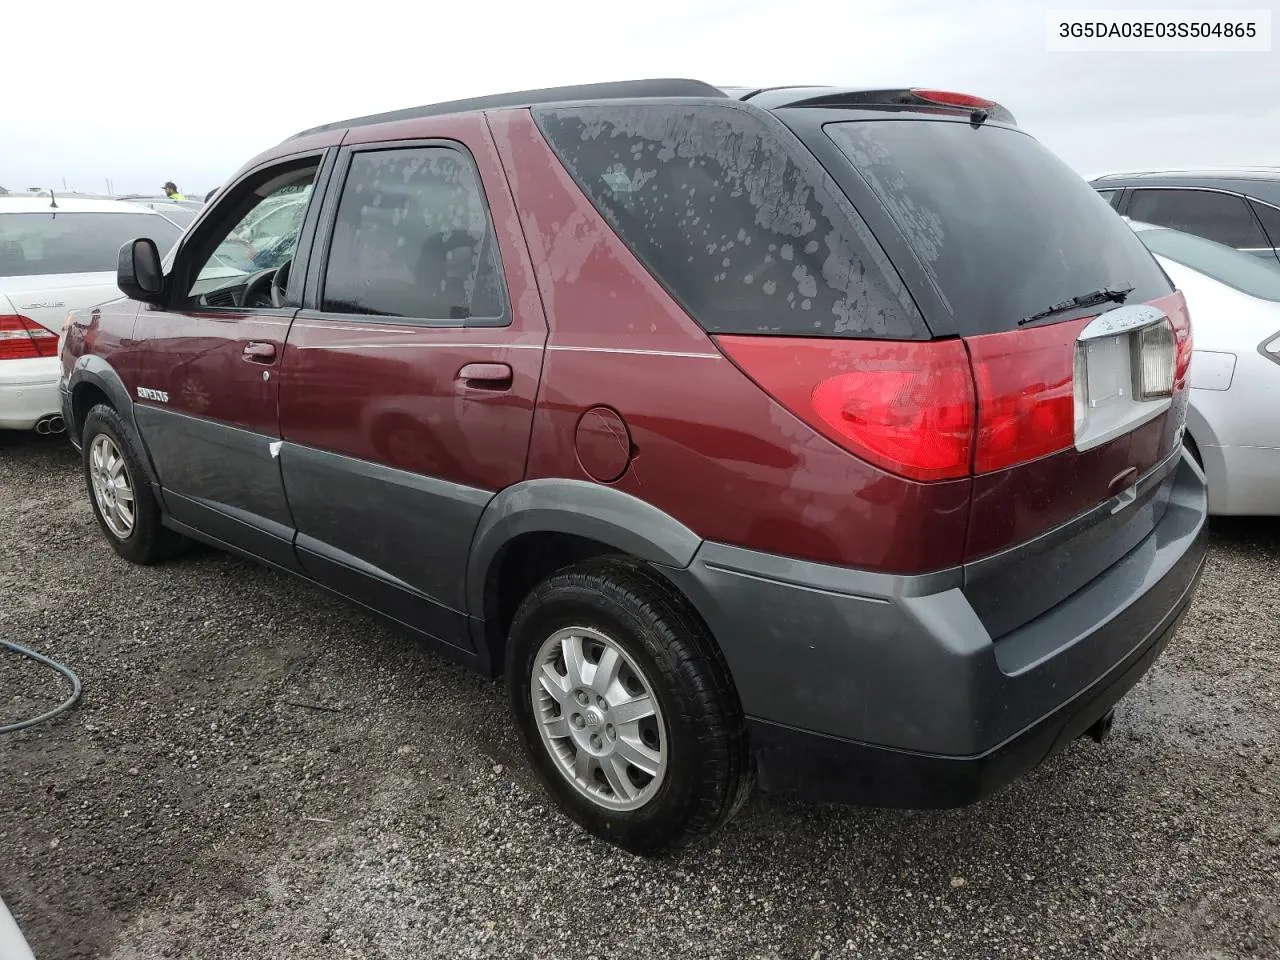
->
xmin=665 ymin=451 xmax=1209 ymax=808
xmin=0 ymin=356 xmax=60 ymax=430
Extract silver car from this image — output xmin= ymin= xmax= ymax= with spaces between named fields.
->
xmin=1129 ymin=218 xmax=1280 ymax=514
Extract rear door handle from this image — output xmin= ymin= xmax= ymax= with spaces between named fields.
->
xmin=242 ymin=341 xmax=277 ymax=363
xmin=457 ymin=362 xmax=512 ymax=390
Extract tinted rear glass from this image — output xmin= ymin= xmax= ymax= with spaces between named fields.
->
xmin=535 ymin=103 xmax=920 ymax=338
xmin=1138 ymin=227 xmax=1280 ymax=302
xmin=824 ymin=120 xmax=1172 ymax=335
xmin=0 ymin=211 xmax=181 ymax=277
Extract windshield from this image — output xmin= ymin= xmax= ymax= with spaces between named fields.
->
xmin=1137 ymin=226 xmax=1280 ymax=302
xmin=823 ymin=119 xmax=1172 ymax=334
xmin=0 ymin=211 xmax=182 ymax=277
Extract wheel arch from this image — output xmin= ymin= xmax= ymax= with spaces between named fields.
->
xmin=466 ymin=479 xmax=705 ymax=671
xmin=1184 ymin=398 xmax=1229 ymax=512
xmin=67 ymin=359 xmax=159 ymax=486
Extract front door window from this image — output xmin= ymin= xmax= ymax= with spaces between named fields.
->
xmin=186 ymin=167 xmax=317 ymax=307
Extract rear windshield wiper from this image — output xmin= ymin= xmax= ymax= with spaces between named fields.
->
xmin=1018 ymin=285 xmax=1134 ymax=326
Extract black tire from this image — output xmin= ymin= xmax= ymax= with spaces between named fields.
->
xmin=507 ymin=557 xmax=753 ymax=853
xmin=81 ymin=404 xmax=188 ymax=564
xmin=1184 ymin=431 xmax=1204 ymax=469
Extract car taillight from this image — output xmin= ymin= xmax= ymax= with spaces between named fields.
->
xmin=1136 ymin=320 xmax=1176 ymax=399
xmin=909 ymin=89 xmax=995 ymax=109
xmin=716 ymin=336 xmax=975 ymax=482
xmin=0 ymin=314 xmax=59 ymax=360
xmin=967 ymin=320 xmax=1083 ymax=474
xmin=720 ymin=301 xmax=1185 ymax=484
xmin=1171 ymin=307 xmax=1192 ymax=385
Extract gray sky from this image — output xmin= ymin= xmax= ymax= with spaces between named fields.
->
xmin=3 ymin=0 xmax=1276 ymax=195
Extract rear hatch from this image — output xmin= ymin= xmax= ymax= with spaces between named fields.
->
xmin=532 ymin=93 xmax=1190 ymax=637
xmin=806 ymin=104 xmax=1191 ymax=637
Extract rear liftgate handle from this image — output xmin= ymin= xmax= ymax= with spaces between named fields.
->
xmin=457 ymin=362 xmax=513 ymax=391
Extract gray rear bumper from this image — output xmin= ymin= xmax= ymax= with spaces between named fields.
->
xmin=663 ymin=451 xmax=1209 ymax=803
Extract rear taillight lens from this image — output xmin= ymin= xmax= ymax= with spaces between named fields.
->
xmin=717 ymin=336 xmax=975 ymax=482
xmin=967 ymin=320 xmax=1083 ymax=474
xmin=720 ymin=300 xmax=1187 ymax=483
xmin=0 ymin=314 xmax=59 ymax=360
xmin=1171 ymin=307 xmax=1192 ymax=385
xmin=1135 ymin=320 xmax=1176 ymax=399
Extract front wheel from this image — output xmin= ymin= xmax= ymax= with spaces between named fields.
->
xmin=507 ymin=558 xmax=752 ymax=853
xmin=82 ymin=404 xmax=188 ymax=564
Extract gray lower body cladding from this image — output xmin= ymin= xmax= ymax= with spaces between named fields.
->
xmin=663 ymin=451 xmax=1209 ymax=807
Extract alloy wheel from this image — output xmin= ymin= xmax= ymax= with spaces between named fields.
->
xmin=530 ymin=625 xmax=667 ymax=812
xmin=89 ymin=434 xmax=135 ymax=539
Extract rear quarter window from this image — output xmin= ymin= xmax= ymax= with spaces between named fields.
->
xmin=823 ymin=120 xmax=1173 ymax=335
xmin=534 ymin=102 xmax=921 ymax=338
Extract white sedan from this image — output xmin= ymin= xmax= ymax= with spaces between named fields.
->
xmin=1129 ymin=218 xmax=1280 ymax=515
xmin=1 ymin=196 xmax=182 ymax=432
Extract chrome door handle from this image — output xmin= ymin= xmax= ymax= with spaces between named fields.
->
xmin=242 ymin=341 xmax=277 ymax=363
xmin=457 ymin=362 xmax=513 ymax=389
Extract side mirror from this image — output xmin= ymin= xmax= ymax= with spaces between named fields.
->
xmin=117 ymin=238 xmax=164 ymax=302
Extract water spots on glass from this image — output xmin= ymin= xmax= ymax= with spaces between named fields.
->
xmin=539 ymin=103 xmax=917 ymax=337
xmin=824 ymin=122 xmax=949 ymax=315
xmin=322 ymin=147 xmax=505 ymax=320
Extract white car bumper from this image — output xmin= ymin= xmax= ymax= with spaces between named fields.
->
xmin=0 ymin=895 xmax=35 ymax=960
xmin=0 ymin=356 xmax=61 ymax=430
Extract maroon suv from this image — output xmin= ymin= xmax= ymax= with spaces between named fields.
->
xmin=60 ymin=79 xmax=1209 ymax=852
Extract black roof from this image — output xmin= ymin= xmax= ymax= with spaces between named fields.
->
xmin=289 ymin=78 xmax=731 ymax=139
xmin=287 ymin=78 xmax=1018 ymax=140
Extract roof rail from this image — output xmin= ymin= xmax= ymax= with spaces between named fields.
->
xmin=1091 ymin=166 xmax=1280 ymax=181
xmin=288 ymin=78 xmax=729 ymax=139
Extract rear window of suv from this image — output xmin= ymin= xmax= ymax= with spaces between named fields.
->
xmin=824 ymin=119 xmax=1173 ymax=335
xmin=0 ymin=211 xmax=181 ymax=277
xmin=535 ymin=103 xmax=922 ymax=338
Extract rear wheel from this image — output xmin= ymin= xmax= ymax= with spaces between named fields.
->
xmin=1184 ymin=431 xmax=1204 ymax=469
xmin=82 ymin=404 xmax=188 ymax=564
xmin=507 ymin=558 xmax=752 ymax=853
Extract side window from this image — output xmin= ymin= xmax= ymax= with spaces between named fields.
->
xmin=185 ymin=164 xmax=318 ymax=305
xmin=1095 ymin=188 xmax=1120 ymax=208
xmin=1248 ymin=200 xmax=1280 ymax=250
xmin=1126 ymin=189 xmax=1268 ymax=250
xmin=534 ymin=102 xmax=919 ymax=339
xmin=321 ymin=147 xmax=506 ymax=322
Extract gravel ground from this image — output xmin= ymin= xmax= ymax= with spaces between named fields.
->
xmin=1 ymin=430 xmax=1277 ymax=960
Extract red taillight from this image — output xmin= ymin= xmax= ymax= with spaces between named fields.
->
xmin=721 ymin=303 xmax=1184 ymax=483
xmin=1170 ymin=302 xmax=1192 ymax=387
xmin=0 ymin=314 xmax=58 ymax=360
xmin=966 ymin=319 xmax=1085 ymax=475
xmin=717 ymin=336 xmax=975 ymax=482
xmin=909 ymin=88 xmax=995 ymax=110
